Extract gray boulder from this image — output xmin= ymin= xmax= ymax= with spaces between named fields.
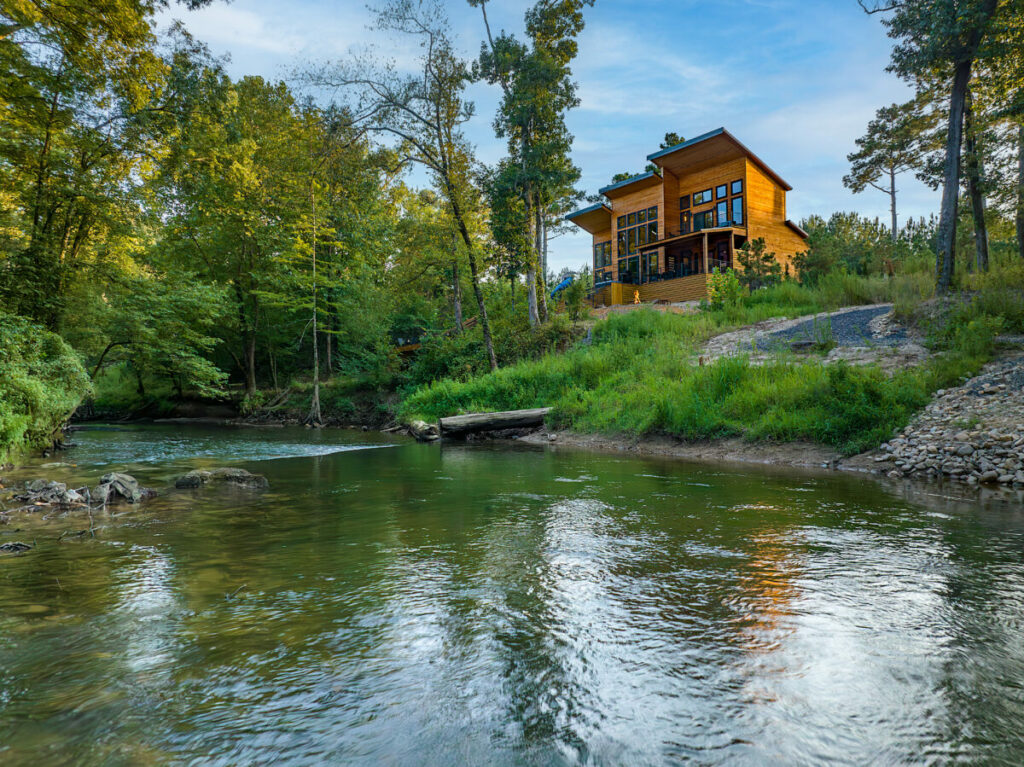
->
xmin=15 ymin=480 xmax=87 ymax=507
xmin=174 ymin=468 xmax=269 ymax=490
xmin=93 ymin=472 xmax=155 ymax=504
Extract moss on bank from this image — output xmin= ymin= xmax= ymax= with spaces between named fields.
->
xmin=0 ymin=312 xmax=91 ymax=459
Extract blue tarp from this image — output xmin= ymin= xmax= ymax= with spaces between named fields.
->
xmin=550 ymin=276 xmax=573 ymax=297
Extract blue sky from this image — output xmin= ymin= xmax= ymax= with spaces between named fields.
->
xmin=158 ymin=0 xmax=937 ymax=273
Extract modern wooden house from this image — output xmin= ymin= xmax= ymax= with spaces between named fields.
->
xmin=566 ymin=128 xmax=808 ymax=305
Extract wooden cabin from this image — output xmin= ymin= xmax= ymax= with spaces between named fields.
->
xmin=566 ymin=128 xmax=808 ymax=306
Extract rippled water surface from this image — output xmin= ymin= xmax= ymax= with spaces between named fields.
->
xmin=2 ymin=424 xmax=1024 ymax=765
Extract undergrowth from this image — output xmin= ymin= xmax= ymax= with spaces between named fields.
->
xmin=399 ymin=270 xmax=1009 ymax=456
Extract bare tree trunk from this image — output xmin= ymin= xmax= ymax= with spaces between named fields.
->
xmin=964 ymin=89 xmax=989 ymax=273
xmin=308 ymin=184 xmax=322 ymax=426
xmin=535 ymin=202 xmax=549 ymax=322
xmin=526 ymin=268 xmax=539 ymax=325
xmin=889 ymin=165 xmax=898 ymax=243
xmin=452 ymin=258 xmax=463 ymax=331
xmin=1017 ymin=121 xmax=1024 ymax=261
xmin=935 ymin=59 xmax=972 ymax=293
xmin=244 ymin=333 xmax=257 ymax=397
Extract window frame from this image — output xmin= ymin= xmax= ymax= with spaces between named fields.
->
xmin=731 ymin=179 xmax=743 ymax=195
xmin=731 ymin=196 xmax=744 ymax=226
xmin=716 ymin=184 xmax=728 ymax=199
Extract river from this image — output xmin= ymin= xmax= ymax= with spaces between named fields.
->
xmin=2 ymin=424 xmax=1024 ymax=765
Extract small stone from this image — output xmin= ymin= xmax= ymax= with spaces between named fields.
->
xmin=980 ymin=470 xmax=999 ymax=483
xmin=998 ymin=474 xmax=1014 ymax=484
xmin=956 ymin=444 xmax=974 ymax=457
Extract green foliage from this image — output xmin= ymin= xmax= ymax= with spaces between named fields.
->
xmin=735 ymin=238 xmax=782 ymax=291
xmin=0 ymin=312 xmax=91 ymax=457
xmin=400 ymin=271 xmax=1015 ymax=455
xmin=706 ymin=267 xmax=743 ymax=311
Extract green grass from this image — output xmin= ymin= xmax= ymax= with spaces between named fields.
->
xmin=398 ymin=271 xmax=1005 ymax=456
xmin=0 ymin=312 xmax=91 ymax=459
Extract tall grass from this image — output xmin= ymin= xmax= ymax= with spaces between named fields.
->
xmin=398 ymin=269 xmax=1010 ymax=455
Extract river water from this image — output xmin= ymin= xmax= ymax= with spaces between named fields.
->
xmin=2 ymin=424 xmax=1024 ymax=765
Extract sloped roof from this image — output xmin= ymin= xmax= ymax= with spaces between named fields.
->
xmin=647 ymin=128 xmax=792 ymax=191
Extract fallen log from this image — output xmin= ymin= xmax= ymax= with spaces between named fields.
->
xmin=439 ymin=407 xmax=551 ymax=438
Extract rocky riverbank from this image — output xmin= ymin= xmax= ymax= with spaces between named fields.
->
xmin=858 ymin=352 xmax=1024 ymax=486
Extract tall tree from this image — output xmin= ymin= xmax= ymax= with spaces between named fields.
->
xmin=0 ymin=8 xmax=213 ymax=327
xmin=311 ymin=0 xmax=498 ymax=371
xmin=861 ymin=0 xmax=1003 ymax=292
xmin=472 ymin=0 xmax=591 ymax=326
xmin=844 ymin=100 xmax=930 ymax=241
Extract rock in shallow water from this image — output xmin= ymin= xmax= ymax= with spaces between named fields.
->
xmin=174 ymin=468 xmax=269 ymax=490
xmin=93 ymin=472 xmax=155 ymax=505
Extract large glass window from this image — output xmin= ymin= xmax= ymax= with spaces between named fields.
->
xmin=693 ymin=189 xmax=713 ymax=206
xmin=731 ymin=179 xmax=743 ymax=195
xmin=731 ymin=197 xmax=743 ymax=225
xmin=680 ymin=210 xmax=691 ymax=234
xmin=716 ymin=184 xmax=728 ymax=199
xmin=593 ymin=241 xmax=612 ymax=269
xmin=716 ymin=200 xmax=729 ymax=226
xmin=617 ymin=206 xmax=657 ymax=261
xmin=693 ymin=210 xmax=715 ymax=231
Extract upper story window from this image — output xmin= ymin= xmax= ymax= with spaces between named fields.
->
xmin=692 ymin=189 xmax=713 ymax=206
xmin=594 ymin=241 xmax=612 ymax=269
xmin=716 ymin=184 xmax=728 ymax=199
xmin=731 ymin=179 xmax=743 ymax=195
xmin=616 ymin=206 xmax=658 ymax=255
xmin=731 ymin=197 xmax=744 ymax=225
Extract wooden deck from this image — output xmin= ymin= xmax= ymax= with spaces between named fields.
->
xmin=590 ymin=273 xmax=708 ymax=307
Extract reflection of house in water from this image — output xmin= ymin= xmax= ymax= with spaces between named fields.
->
xmin=733 ymin=528 xmax=802 ymax=654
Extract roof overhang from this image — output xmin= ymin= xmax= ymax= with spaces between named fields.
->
xmin=565 ymin=202 xmax=612 ymax=234
xmin=785 ymin=220 xmax=809 ymax=239
xmin=647 ymin=128 xmax=792 ymax=191
xmin=598 ymin=171 xmax=662 ymax=198
xmin=638 ymin=226 xmax=746 ymax=252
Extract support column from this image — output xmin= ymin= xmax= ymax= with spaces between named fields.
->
xmin=702 ymin=232 xmax=709 ymax=273
xmin=729 ymin=234 xmax=735 ymax=269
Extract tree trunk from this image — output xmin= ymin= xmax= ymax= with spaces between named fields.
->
xmin=308 ymin=183 xmax=322 ymax=426
xmin=526 ymin=268 xmax=540 ymax=326
xmin=964 ymin=89 xmax=989 ymax=273
xmin=535 ymin=202 xmax=549 ymax=322
xmin=889 ymin=165 xmax=898 ymax=243
xmin=453 ymin=213 xmax=498 ymax=371
xmin=244 ymin=333 xmax=257 ymax=397
xmin=452 ymin=258 xmax=463 ymax=331
xmin=935 ymin=59 xmax=972 ymax=293
xmin=1017 ymin=121 xmax=1024 ymax=261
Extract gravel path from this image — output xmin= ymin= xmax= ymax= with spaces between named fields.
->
xmin=755 ymin=305 xmax=906 ymax=351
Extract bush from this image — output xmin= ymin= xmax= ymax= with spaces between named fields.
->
xmin=706 ymin=267 xmax=742 ymax=311
xmin=0 ymin=312 xmax=91 ymax=457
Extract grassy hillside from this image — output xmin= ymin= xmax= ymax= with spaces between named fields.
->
xmin=0 ymin=312 xmax=91 ymax=460
xmin=399 ymin=270 xmax=1020 ymax=455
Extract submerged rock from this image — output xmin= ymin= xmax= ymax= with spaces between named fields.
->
xmin=0 ymin=541 xmax=32 ymax=554
xmin=174 ymin=468 xmax=269 ymax=490
xmin=93 ymin=472 xmax=155 ymax=505
xmin=14 ymin=480 xmax=87 ymax=507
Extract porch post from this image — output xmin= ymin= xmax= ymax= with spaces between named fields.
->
xmin=702 ymin=232 xmax=709 ymax=274
xmin=729 ymin=233 xmax=734 ymax=269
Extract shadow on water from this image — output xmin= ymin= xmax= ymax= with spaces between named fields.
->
xmin=1 ymin=425 xmax=1024 ymax=764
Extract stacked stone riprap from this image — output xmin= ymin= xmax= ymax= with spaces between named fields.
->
xmin=872 ymin=354 xmax=1024 ymax=485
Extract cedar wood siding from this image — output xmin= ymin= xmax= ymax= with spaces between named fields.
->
xmin=744 ymin=159 xmax=806 ymax=273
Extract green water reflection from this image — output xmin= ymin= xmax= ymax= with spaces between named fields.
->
xmin=1 ymin=425 xmax=1024 ymax=765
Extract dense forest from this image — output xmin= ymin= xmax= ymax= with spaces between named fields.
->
xmin=1 ymin=0 xmax=1024 ymax=457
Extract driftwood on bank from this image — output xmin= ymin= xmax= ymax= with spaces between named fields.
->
xmin=439 ymin=408 xmax=551 ymax=438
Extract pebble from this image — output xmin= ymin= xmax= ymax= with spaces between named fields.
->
xmin=872 ymin=353 xmax=1024 ymax=487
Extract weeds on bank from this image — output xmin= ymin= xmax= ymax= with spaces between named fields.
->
xmin=399 ymin=269 xmax=1011 ymax=455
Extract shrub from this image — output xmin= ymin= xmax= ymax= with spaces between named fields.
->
xmin=0 ymin=312 xmax=91 ymax=457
